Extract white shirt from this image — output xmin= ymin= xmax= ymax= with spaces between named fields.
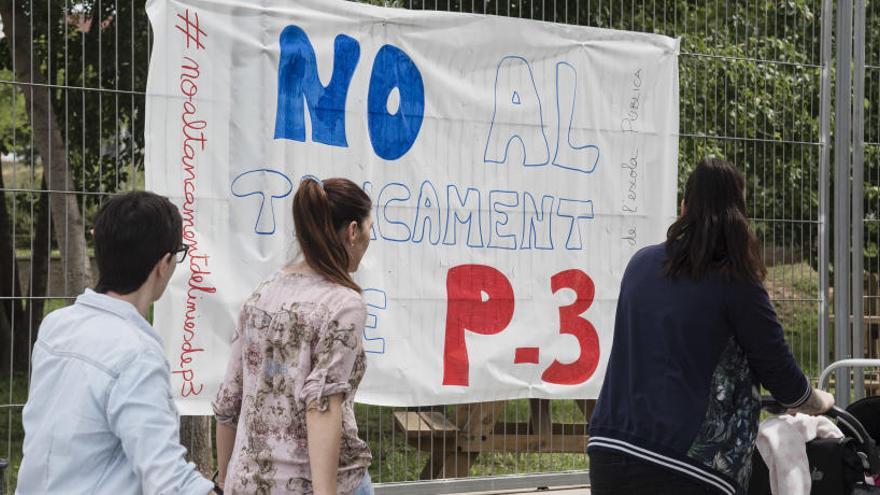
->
xmin=16 ymin=289 xmax=212 ymax=495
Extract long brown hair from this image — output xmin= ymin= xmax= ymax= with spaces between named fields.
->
xmin=292 ymin=177 xmax=372 ymax=292
xmin=664 ymin=157 xmax=766 ymax=284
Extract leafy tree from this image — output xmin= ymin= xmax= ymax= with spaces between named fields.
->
xmin=0 ymin=0 xmax=150 ymax=371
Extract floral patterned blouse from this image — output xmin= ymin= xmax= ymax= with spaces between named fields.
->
xmin=213 ymin=269 xmax=372 ymax=494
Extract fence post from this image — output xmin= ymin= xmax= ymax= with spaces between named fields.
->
xmin=835 ymin=0 xmax=855 ymax=407
xmin=819 ymin=0 xmax=834 ymax=376
xmin=853 ymin=0 xmax=867 ymax=401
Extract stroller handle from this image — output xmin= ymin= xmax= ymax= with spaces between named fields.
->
xmin=761 ymin=396 xmax=880 ymax=474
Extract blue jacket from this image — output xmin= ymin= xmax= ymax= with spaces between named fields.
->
xmin=589 ymin=244 xmax=810 ymax=495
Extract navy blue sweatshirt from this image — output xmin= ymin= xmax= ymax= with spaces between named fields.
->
xmin=588 ymin=243 xmax=811 ymax=495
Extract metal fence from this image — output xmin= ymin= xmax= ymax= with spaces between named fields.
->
xmin=859 ymin=0 xmax=880 ymax=398
xmin=359 ymin=2 xmax=833 ymax=490
xmin=0 ymin=0 xmax=861 ymax=492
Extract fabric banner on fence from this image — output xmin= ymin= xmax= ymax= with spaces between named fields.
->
xmin=145 ymin=0 xmax=680 ymax=413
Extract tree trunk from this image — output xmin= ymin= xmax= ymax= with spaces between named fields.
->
xmin=0 ymin=291 xmax=13 ymax=376
xmin=180 ymin=416 xmax=214 ymax=478
xmin=0 ymin=172 xmax=25 ymax=375
xmin=17 ymin=176 xmax=52 ymax=370
xmin=0 ymin=0 xmax=92 ymax=297
xmin=25 ymin=177 xmax=51 ymax=326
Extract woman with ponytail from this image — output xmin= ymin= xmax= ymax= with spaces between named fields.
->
xmin=587 ymin=158 xmax=834 ymax=495
xmin=213 ymin=177 xmax=374 ymax=495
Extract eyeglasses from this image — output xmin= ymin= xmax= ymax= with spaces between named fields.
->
xmin=171 ymin=244 xmax=190 ymax=264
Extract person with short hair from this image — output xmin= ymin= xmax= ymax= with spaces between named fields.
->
xmin=16 ymin=191 xmax=213 ymax=495
xmin=588 ymin=158 xmax=834 ymax=495
xmin=213 ymin=177 xmax=374 ymax=495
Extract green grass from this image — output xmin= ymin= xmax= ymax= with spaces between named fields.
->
xmin=0 ymin=374 xmax=28 ymax=492
xmin=354 ymin=399 xmax=590 ymax=483
xmin=472 ymin=400 xmax=589 ymax=476
xmin=15 ymin=248 xmax=96 ymax=259
xmin=765 ymin=262 xmax=824 ymax=380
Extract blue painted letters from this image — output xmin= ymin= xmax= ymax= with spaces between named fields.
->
xmin=412 ymin=180 xmax=441 ymax=244
xmin=274 ymin=26 xmax=424 ymax=160
xmin=274 ymin=26 xmax=360 ymax=146
xmin=488 ymin=190 xmax=520 ymax=250
xmin=557 ymin=198 xmax=595 ymax=250
xmin=230 ymin=169 xmax=294 ymax=235
xmin=377 ymin=183 xmax=413 ymax=242
xmin=484 ymin=57 xmax=600 ymax=174
xmin=521 ymin=193 xmax=554 ymax=250
xmin=484 ymin=56 xmax=550 ymax=167
xmin=443 ymin=185 xmax=485 ymax=248
xmin=552 ymin=62 xmax=599 ymax=174
xmin=368 ymin=45 xmax=425 ymax=160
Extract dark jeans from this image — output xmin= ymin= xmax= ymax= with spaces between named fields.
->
xmin=589 ymin=450 xmax=723 ymax=495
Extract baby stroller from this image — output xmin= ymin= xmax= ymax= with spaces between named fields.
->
xmin=748 ymin=360 xmax=880 ymax=495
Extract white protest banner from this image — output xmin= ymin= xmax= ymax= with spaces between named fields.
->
xmin=145 ymin=0 xmax=679 ymax=413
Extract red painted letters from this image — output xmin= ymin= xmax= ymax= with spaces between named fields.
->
xmin=443 ymin=266 xmax=600 ymax=387
xmin=173 ymin=10 xmax=213 ymax=398
xmin=443 ymin=265 xmax=515 ymax=386
xmin=541 ymin=269 xmax=600 ymax=385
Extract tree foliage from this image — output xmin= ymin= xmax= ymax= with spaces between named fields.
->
xmin=1 ymin=0 xmax=150 ymax=242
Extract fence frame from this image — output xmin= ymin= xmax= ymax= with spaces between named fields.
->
xmin=4 ymin=0 xmax=877 ymax=491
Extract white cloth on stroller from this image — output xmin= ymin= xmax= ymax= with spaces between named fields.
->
xmin=756 ymin=413 xmax=844 ymax=495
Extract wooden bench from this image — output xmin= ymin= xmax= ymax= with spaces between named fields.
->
xmin=393 ymin=399 xmax=594 ymax=479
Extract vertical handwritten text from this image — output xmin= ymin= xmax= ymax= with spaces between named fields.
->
xmin=174 ymin=10 xmax=214 ymax=398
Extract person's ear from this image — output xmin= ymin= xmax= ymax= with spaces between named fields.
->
xmin=347 ymin=220 xmax=359 ymax=246
xmin=155 ymin=253 xmax=174 ymax=278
